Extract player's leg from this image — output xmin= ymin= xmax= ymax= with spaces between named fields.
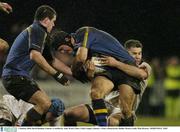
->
xmin=2 ymin=76 xmax=50 ymax=126
xmin=90 ymin=76 xmax=114 ymax=126
xmin=107 ymin=112 xmax=123 ymax=126
xmin=41 ymin=98 xmax=65 ymax=126
xmin=22 ymin=89 xmax=51 ymax=126
xmin=118 ymin=84 xmax=135 ymax=126
xmin=63 ymin=104 xmax=90 ymax=126
xmin=0 ymin=102 xmax=14 ymax=126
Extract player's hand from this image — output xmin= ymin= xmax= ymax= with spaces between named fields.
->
xmin=85 ymin=60 xmax=95 ymax=79
xmin=0 ymin=2 xmax=13 ymax=14
xmin=100 ymin=55 xmax=118 ymax=67
xmin=53 ymin=71 xmax=70 ymax=86
xmin=138 ymin=63 xmax=148 ymax=70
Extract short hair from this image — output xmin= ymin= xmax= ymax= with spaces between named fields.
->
xmin=34 ymin=5 xmax=57 ymax=21
xmin=124 ymin=39 xmax=143 ymax=49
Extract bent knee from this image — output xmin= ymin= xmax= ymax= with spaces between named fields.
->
xmin=40 ymin=101 xmax=51 ymax=113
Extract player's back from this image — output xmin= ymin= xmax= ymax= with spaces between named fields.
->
xmin=2 ymin=22 xmax=46 ymax=78
xmin=75 ymin=27 xmax=135 ymax=65
xmin=2 ymin=28 xmax=34 ymax=78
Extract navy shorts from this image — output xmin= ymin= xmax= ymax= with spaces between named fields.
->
xmin=95 ymin=67 xmax=141 ymax=94
xmin=2 ymin=75 xmax=40 ymax=102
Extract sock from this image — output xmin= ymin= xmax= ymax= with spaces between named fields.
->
xmin=21 ymin=108 xmax=42 ymax=126
xmin=92 ymin=99 xmax=108 ymax=126
xmin=119 ymin=116 xmax=134 ymax=126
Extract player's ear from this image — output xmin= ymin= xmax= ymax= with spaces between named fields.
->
xmin=42 ymin=17 xmax=50 ymax=25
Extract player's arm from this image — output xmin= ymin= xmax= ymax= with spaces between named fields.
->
xmin=30 ymin=50 xmax=56 ymax=75
xmin=28 ymin=26 xmax=69 ymax=85
xmin=30 ymin=50 xmax=69 ymax=85
xmin=101 ymin=56 xmax=150 ymax=80
xmin=51 ymin=57 xmax=72 ymax=76
xmin=71 ymin=28 xmax=90 ymax=83
xmin=42 ymin=45 xmax=72 ymax=76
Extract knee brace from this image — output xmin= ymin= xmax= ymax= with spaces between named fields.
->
xmin=48 ymin=98 xmax=65 ymax=117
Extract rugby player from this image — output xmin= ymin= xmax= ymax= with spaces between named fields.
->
xmin=62 ymin=39 xmax=151 ymax=126
xmin=0 ymin=95 xmax=65 ymax=126
xmin=2 ymin=5 xmax=69 ymax=126
xmin=50 ymin=27 xmax=142 ymax=126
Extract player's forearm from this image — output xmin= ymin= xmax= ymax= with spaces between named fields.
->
xmin=114 ymin=61 xmax=147 ymax=80
xmin=52 ymin=58 xmax=72 ymax=76
xmin=30 ymin=50 xmax=57 ymax=75
xmin=76 ymin=47 xmax=88 ymax=62
xmin=71 ymin=47 xmax=87 ymax=73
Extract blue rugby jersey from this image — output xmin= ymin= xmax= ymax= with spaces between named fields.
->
xmin=2 ymin=21 xmax=47 ymax=78
xmin=73 ymin=27 xmax=135 ymax=65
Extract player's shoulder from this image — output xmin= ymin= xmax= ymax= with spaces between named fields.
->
xmin=30 ymin=21 xmax=47 ymax=35
xmin=75 ymin=26 xmax=97 ymax=35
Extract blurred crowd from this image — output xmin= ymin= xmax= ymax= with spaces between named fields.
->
xmin=0 ymin=23 xmax=180 ymax=119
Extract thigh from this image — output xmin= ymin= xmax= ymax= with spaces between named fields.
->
xmin=91 ymin=76 xmax=114 ymax=97
xmin=107 ymin=68 xmax=141 ymax=94
xmin=2 ymin=77 xmax=40 ymax=102
xmin=28 ymin=90 xmax=51 ymax=106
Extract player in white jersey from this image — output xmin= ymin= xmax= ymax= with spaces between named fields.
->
xmin=103 ymin=61 xmax=151 ymax=125
xmin=62 ymin=39 xmax=151 ymax=126
xmin=0 ymin=95 xmax=64 ymax=126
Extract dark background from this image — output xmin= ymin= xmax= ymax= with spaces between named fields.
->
xmin=0 ymin=0 xmax=180 ymax=59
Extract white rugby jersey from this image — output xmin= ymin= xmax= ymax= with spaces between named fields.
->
xmin=1 ymin=95 xmax=33 ymax=125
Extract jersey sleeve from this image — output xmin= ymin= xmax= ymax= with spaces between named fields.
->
xmin=42 ymin=44 xmax=53 ymax=63
xmin=27 ymin=25 xmax=47 ymax=52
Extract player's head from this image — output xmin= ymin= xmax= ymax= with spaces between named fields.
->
xmin=124 ymin=39 xmax=143 ymax=65
xmin=34 ymin=5 xmax=57 ymax=33
xmin=51 ymin=30 xmax=74 ymax=53
xmin=50 ymin=30 xmax=74 ymax=65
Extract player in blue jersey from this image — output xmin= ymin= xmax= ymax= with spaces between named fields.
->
xmin=2 ymin=5 xmax=69 ymax=126
xmin=50 ymin=27 xmax=141 ymax=126
xmin=62 ymin=39 xmax=151 ymax=126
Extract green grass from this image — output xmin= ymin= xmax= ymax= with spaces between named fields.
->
xmin=77 ymin=116 xmax=180 ymax=126
xmin=135 ymin=116 xmax=180 ymax=126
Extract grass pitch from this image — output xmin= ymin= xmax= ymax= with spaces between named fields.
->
xmin=77 ymin=116 xmax=180 ymax=126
